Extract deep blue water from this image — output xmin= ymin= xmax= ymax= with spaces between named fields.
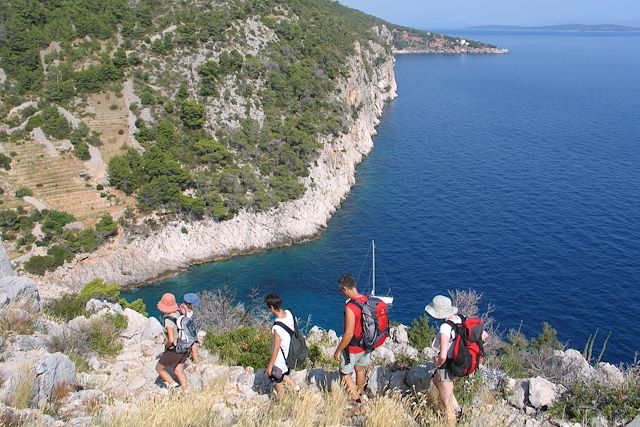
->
xmin=123 ymin=32 xmax=640 ymax=363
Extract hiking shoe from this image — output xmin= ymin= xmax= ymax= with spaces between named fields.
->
xmin=455 ymin=407 xmax=463 ymax=421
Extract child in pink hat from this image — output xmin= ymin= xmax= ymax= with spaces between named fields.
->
xmin=155 ymin=293 xmax=188 ymax=392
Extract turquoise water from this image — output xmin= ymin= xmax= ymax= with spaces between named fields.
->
xmin=123 ymin=31 xmax=640 ymax=363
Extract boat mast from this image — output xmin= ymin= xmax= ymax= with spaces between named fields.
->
xmin=372 ymin=240 xmax=376 ymax=296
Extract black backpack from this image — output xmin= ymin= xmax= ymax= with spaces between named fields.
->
xmin=274 ymin=313 xmax=308 ymax=370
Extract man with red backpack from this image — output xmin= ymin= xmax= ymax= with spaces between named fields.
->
xmin=333 ymin=274 xmax=389 ymax=404
xmin=426 ymin=295 xmax=488 ymax=426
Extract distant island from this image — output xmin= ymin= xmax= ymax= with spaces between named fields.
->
xmin=470 ymin=24 xmax=640 ymax=32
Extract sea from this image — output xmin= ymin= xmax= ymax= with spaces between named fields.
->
xmin=122 ymin=31 xmax=640 ymax=364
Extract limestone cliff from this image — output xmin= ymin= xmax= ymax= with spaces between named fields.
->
xmin=41 ymin=30 xmax=397 ymax=291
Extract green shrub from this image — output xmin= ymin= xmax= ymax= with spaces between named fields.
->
xmin=306 ymin=343 xmax=339 ymax=369
xmin=95 ymin=214 xmax=118 ymax=240
xmin=0 ymin=153 xmax=11 ymax=171
xmin=408 ymin=314 xmax=437 ymax=351
xmin=86 ymin=313 xmax=127 ymax=356
xmin=549 ymin=377 xmax=640 ymax=425
xmin=119 ymin=298 xmax=147 ymax=316
xmin=79 ymin=278 xmax=120 ymax=304
xmin=204 ymin=326 xmax=271 ymax=370
xmin=14 ymin=188 xmax=33 ymax=198
xmin=45 ymin=294 xmax=86 ymax=321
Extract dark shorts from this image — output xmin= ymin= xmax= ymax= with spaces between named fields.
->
xmin=269 ymin=366 xmax=290 ymax=384
xmin=158 ymin=349 xmax=188 ymax=370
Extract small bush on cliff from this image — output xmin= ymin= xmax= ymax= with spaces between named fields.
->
xmin=45 ymin=294 xmax=86 ymax=321
xmin=87 ymin=313 xmax=128 ymax=357
xmin=408 ymin=314 xmax=437 ymax=351
xmin=497 ymin=322 xmax=565 ymax=380
xmin=549 ymin=367 xmax=640 ymax=425
xmin=204 ymin=326 xmax=271 ymax=370
xmin=195 ymin=287 xmax=265 ymax=332
xmin=45 ymin=279 xmax=147 ymax=320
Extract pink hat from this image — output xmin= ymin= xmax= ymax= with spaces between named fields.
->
xmin=157 ymin=293 xmax=179 ymax=314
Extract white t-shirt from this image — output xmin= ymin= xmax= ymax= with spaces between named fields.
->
xmin=433 ymin=315 xmax=462 ymax=359
xmin=271 ymin=310 xmax=295 ymax=372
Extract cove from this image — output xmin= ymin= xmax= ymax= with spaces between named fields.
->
xmin=123 ymin=31 xmax=640 ymax=363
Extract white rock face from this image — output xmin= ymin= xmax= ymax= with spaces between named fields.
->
xmin=528 ymin=376 xmax=560 ymax=409
xmin=391 ymin=325 xmax=409 ymax=345
xmin=0 ymin=276 xmax=41 ymax=311
xmin=34 ymin=352 xmax=76 ymax=407
xmin=0 ymin=239 xmax=14 ymax=278
xmin=42 ymin=31 xmax=398 ymax=291
xmin=507 ymin=378 xmax=529 ymax=409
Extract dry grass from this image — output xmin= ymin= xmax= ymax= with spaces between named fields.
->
xmin=0 ymin=308 xmax=37 ymax=337
xmin=103 ymin=380 xmax=453 ymax=427
xmin=4 ymin=362 xmax=36 ymax=409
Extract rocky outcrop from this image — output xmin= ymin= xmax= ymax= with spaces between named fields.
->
xmin=0 ymin=238 xmax=14 ymax=278
xmin=40 ymin=29 xmax=397 ymax=290
xmin=33 ymin=352 xmax=76 ymax=407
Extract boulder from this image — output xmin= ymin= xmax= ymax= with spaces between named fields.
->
xmin=141 ymin=317 xmax=164 ymax=341
xmin=0 ymin=238 xmax=14 ymax=278
xmin=391 ymin=325 xmax=409 ymax=345
xmin=62 ymin=222 xmax=85 ymax=233
xmin=0 ymin=276 xmax=41 ymax=311
xmin=506 ymin=378 xmax=529 ymax=409
xmin=85 ymin=299 xmax=123 ymax=315
xmin=388 ymin=370 xmax=407 ymax=392
xmin=372 ymin=345 xmax=395 ymax=364
xmin=553 ymin=349 xmax=594 ymax=383
xmin=528 ymin=376 xmax=560 ymax=409
xmin=34 ymin=352 xmax=76 ymax=407
xmin=405 ymin=364 xmax=435 ymax=392
xmin=628 ymin=414 xmax=640 ymax=427
xmin=595 ymin=362 xmax=624 ymax=387
xmin=120 ymin=308 xmax=147 ymax=339
xmin=367 ymin=366 xmax=391 ymax=394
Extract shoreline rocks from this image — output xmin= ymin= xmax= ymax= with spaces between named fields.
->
xmin=38 ymin=30 xmax=398 ymax=292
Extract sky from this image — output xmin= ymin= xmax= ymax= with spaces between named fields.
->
xmin=337 ymin=0 xmax=640 ymax=29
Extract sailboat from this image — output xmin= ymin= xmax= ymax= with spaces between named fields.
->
xmin=370 ymin=240 xmax=394 ymax=305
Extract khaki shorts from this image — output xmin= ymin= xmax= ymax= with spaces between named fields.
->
xmin=340 ymin=351 xmax=372 ymax=375
xmin=433 ymin=367 xmax=454 ymax=382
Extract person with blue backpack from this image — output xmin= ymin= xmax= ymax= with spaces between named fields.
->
xmin=155 ymin=293 xmax=199 ymax=392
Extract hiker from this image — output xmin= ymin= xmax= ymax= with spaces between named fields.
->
xmin=426 ymin=295 xmax=488 ymax=425
xmin=265 ymin=293 xmax=301 ymax=397
xmin=333 ymin=274 xmax=373 ymax=403
xmin=155 ymin=293 xmax=189 ymax=392
xmin=179 ymin=293 xmax=201 ymax=365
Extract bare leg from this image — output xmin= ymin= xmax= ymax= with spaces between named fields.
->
xmin=354 ymin=366 xmax=366 ymax=396
xmin=174 ymin=363 xmax=188 ymax=391
xmin=282 ymin=375 xmax=299 ymax=390
xmin=274 ymin=382 xmax=284 ymax=397
xmin=155 ymin=363 xmax=177 ymax=386
xmin=191 ymin=345 xmax=201 ymax=365
xmin=433 ymin=375 xmax=456 ymax=426
xmin=340 ymin=372 xmax=360 ymax=400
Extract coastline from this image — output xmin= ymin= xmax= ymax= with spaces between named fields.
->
xmin=37 ymin=35 xmax=399 ymax=295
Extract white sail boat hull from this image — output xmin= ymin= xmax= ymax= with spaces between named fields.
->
xmin=370 ymin=240 xmax=394 ymax=305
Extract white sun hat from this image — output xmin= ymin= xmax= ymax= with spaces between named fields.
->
xmin=425 ymin=295 xmax=458 ymax=319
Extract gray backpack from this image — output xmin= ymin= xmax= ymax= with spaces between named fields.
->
xmin=167 ymin=315 xmax=198 ymax=354
xmin=274 ymin=314 xmax=308 ymax=370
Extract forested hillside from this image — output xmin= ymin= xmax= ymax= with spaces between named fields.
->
xmin=0 ymin=0 xmax=492 ymax=273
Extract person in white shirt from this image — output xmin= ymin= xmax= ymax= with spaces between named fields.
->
xmin=264 ymin=293 xmax=300 ymax=397
xmin=426 ymin=294 xmax=488 ymax=426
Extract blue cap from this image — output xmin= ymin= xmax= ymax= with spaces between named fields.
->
xmin=183 ymin=293 xmax=201 ymax=307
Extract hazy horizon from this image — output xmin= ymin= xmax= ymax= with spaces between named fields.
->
xmin=337 ymin=0 xmax=640 ymax=29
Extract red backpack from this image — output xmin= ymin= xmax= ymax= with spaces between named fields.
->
xmin=348 ymin=297 xmax=389 ymax=351
xmin=445 ymin=315 xmax=485 ymax=377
